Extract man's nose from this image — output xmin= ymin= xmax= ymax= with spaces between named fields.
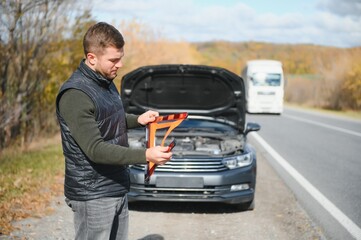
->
xmin=115 ymin=60 xmax=123 ymax=68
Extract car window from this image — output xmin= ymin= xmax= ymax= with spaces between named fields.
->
xmin=251 ymin=73 xmax=281 ymax=86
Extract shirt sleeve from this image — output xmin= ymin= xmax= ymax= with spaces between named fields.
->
xmin=58 ymin=89 xmax=147 ymax=165
xmin=126 ymin=113 xmax=144 ymax=129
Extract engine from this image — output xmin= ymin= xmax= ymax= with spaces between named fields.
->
xmin=129 ymin=135 xmax=244 ymax=156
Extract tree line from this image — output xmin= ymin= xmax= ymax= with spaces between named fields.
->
xmin=0 ymin=0 xmax=360 ymax=152
xmin=194 ymin=41 xmax=361 ymax=111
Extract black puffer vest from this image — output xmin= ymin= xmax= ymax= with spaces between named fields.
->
xmin=56 ymin=60 xmax=129 ymax=201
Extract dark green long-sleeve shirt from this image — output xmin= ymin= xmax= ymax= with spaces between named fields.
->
xmin=58 ymin=89 xmax=147 ymax=165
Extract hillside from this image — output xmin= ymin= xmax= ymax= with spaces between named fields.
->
xmin=193 ymin=41 xmax=361 ymax=110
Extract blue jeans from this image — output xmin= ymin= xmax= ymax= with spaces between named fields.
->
xmin=66 ymin=196 xmax=129 ymax=240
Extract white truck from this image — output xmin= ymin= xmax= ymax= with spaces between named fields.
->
xmin=241 ymin=60 xmax=284 ymax=114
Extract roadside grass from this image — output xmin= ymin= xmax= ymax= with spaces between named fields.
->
xmin=0 ymin=139 xmax=64 ymax=235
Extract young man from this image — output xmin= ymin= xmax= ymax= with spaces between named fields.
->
xmin=56 ymin=22 xmax=171 ymax=240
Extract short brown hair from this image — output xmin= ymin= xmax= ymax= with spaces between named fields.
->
xmin=83 ymin=22 xmax=125 ymax=56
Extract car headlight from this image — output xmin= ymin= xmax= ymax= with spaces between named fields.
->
xmin=222 ymin=153 xmax=252 ymax=169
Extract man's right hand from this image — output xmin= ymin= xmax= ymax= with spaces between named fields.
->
xmin=145 ymin=146 xmax=172 ymax=165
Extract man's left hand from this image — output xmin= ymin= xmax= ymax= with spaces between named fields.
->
xmin=138 ymin=110 xmax=159 ymax=125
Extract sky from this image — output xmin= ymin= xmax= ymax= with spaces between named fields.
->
xmin=89 ymin=0 xmax=361 ymax=48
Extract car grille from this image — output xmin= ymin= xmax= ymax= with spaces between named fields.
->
xmin=130 ymin=185 xmax=230 ymax=199
xmin=131 ymin=157 xmax=228 ymax=172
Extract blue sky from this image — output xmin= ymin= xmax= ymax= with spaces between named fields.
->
xmin=89 ymin=0 xmax=361 ymax=48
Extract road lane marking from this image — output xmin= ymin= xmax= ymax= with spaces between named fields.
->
xmin=283 ymin=114 xmax=361 ymax=138
xmin=251 ymin=132 xmax=361 ymax=240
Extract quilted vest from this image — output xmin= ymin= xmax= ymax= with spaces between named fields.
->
xmin=56 ymin=60 xmax=129 ymax=201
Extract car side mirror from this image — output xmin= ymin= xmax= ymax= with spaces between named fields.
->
xmin=244 ymin=122 xmax=261 ymax=135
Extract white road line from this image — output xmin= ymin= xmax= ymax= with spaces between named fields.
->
xmin=283 ymin=114 xmax=361 ymax=138
xmin=251 ymin=132 xmax=361 ymax=240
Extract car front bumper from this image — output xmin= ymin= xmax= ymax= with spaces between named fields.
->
xmin=128 ymin=163 xmax=256 ymax=205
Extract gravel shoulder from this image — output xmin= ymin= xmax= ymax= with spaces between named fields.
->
xmin=5 ymin=141 xmax=326 ymax=240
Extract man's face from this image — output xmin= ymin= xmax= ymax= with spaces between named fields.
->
xmin=93 ymin=47 xmax=124 ymax=80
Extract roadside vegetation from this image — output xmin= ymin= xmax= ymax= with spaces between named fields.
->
xmin=0 ymin=135 xmax=64 ymax=235
xmin=0 ymin=0 xmax=360 ymax=236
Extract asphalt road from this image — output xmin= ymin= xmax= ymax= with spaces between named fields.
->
xmin=247 ymin=106 xmax=361 ymax=240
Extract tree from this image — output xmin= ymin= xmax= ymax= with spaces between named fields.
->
xmin=0 ymin=0 xmax=73 ymax=150
xmin=340 ymin=62 xmax=361 ymax=110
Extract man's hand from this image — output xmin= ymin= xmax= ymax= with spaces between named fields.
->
xmin=146 ymin=146 xmax=172 ymax=165
xmin=138 ymin=110 xmax=159 ymax=125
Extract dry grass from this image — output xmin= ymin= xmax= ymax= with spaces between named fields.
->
xmin=0 ymin=135 xmax=64 ymax=235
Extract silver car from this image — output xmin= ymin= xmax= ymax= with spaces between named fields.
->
xmin=121 ymin=64 xmax=260 ymax=210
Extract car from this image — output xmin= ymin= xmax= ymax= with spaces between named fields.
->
xmin=121 ymin=64 xmax=261 ymax=210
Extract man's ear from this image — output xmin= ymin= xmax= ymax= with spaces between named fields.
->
xmin=87 ymin=53 xmax=97 ymax=66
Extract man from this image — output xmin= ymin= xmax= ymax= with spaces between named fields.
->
xmin=55 ymin=22 xmax=171 ymax=240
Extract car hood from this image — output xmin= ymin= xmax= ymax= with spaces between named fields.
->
xmin=121 ymin=64 xmax=246 ymax=131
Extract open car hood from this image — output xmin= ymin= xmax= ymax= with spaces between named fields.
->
xmin=121 ymin=64 xmax=246 ymax=131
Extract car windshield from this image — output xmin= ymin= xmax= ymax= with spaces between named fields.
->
xmin=174 ymin=119 xmax=236 ymax=133
xmin=251 ymin=73 xmax=281 ymax=86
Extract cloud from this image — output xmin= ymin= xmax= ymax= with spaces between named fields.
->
xmin=314 ymin=0 xmax=361 ymax=46
xmin=317 ymin=0 xmax=361 ymax=17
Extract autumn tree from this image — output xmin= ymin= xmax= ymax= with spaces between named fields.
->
xmin=0 ymin=0 xmax=77 ymax=150
xmin=339 ymin=61 xmax=361 ymax=110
